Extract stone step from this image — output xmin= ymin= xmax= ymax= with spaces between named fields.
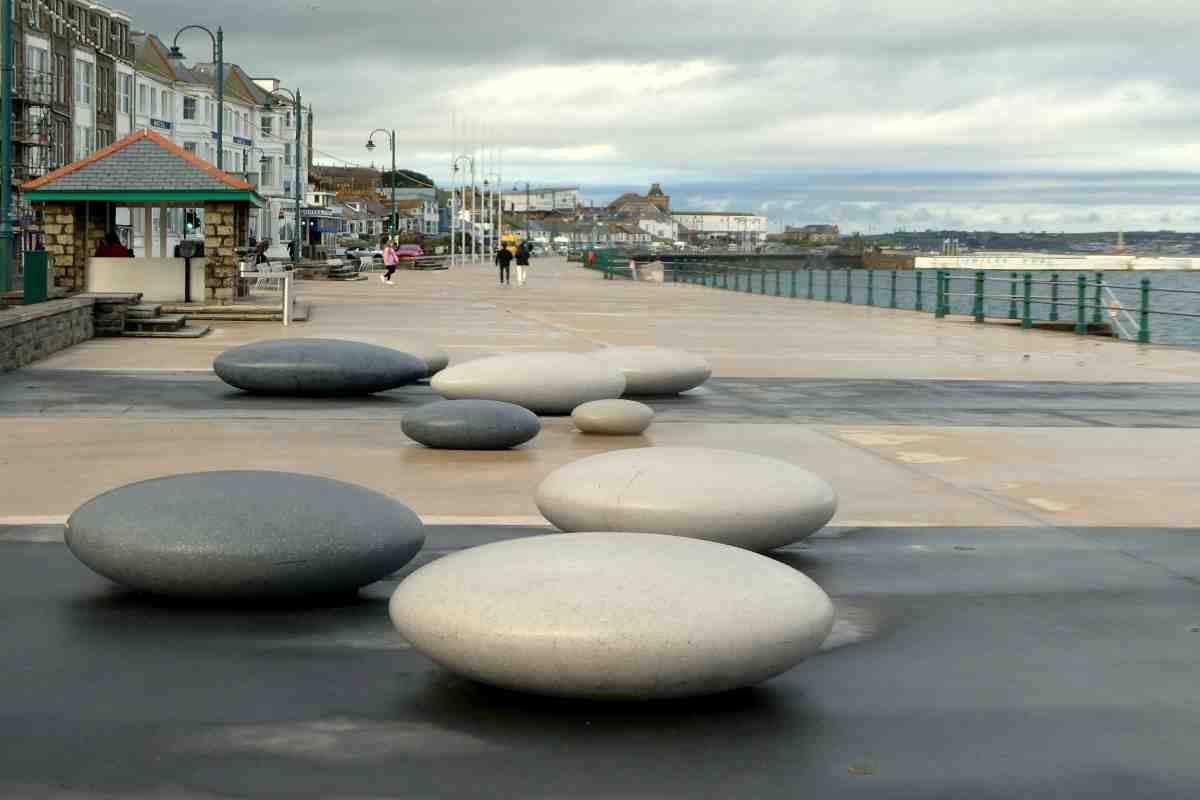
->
xmin=124 ymin=315 xmax=188 ymax=333
xmin=126 ymin=304 xmax=163 ymax=319
xmin=122 ymin=325 xmax=211 ymax=339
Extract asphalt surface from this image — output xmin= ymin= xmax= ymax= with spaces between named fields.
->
xmin=6 ymin=370 xmax=1200 ymax=426
xmin=2 ymin=523 xmax=1198 ymax=799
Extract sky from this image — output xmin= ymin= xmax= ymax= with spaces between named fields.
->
xmin=121 ymin=0 xmax=1200 ymax=232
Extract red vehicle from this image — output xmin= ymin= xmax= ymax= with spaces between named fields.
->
xmin=395 ymin=244 xmax=424 ymax=259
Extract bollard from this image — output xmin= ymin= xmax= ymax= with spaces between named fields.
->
xmin=1076 ymin=275 xmax=1087 ymax=335
xmin=760 ymin=269 xmax=767 ymax=295
xmin=935 ymin=271 xmax=946 ymax=318
xmin=1008 ymin=272 xmax=1018 ymax=319
xmin=1049 ymin=272 xmax=1059 ymax=322
xmin=845 ymin=268 xmax=853 ymax=303
xmin=1093 ymin=272 xmax=1104 ymax=325
xmin=808 ymin=268 xmax=815 ymax=300
xmin=790 ymin=269 xmax=798 ymax=298
xmin=826 ymin=268 xmax=833 ymax=301
xmin=974 ymin=271 xmax=985 ymax=323
xmin=1138 ymin=278 xmax=1151 ymax=343
xmin=915 ymin=270 xmax=924 ymax=311
xmin=890 ymin=269 xmax=898 ymax=308
xmin=1022 ymin=273 xmax=1033 ymax=329
xmin=867 ymin=270 xmax=875 ymax=307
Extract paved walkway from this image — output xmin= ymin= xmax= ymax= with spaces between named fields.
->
xmin=4 ymin=256 xmax=1200 ymax=797
xmin=5 ymin=256 xmax=1200 ymax=528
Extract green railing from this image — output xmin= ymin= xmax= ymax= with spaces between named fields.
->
xmin=664 ymin=264 xmax=1188 ymax=344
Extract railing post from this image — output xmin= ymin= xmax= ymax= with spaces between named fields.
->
xmin=760 ymin=269 xmax=767 ymax=295
xmin=1076 ymin=275 xmax=1087 ymax=335
xmin=1049 ymin=272 xmax=1059 ymax=322
xmin=747 ymin=269 xmax=753 ymax=293
xmin=935 ymin=270 xmax=946 ymax=318
xmin=1021 ymin=273 xmax=1033 ymax=329
xmin=1093 ymin=272 xmax=1104 ymax=325
xmin=867 ymin=269 xmax=875 ymax=307
xmin=825 ymin=268 xmax=832 ymax=301
xmin=915 ymin=270 xmax=924 ymax=311
xmin=808 ymin=267 xmax=814 ymax=300
xmin=722 ymin=269 xmax=728 ymax=289
xmin=1138 ymin=278 xmax=1151 ymax=344
xmin=1008 ymin=272 xmax=1018 ymax=319
xmin=790 ymin=269 xmax=798 ymax=298
xmin=845 ymin=268 xmax=853 ymax=303
xmin=890 ymin=269 xmax=898 ymax=308
xmin=974 ymin=270 xmax=985 ymax=323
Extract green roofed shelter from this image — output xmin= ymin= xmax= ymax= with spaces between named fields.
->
xmin=21 ymin=129 xmax=265 ymax=304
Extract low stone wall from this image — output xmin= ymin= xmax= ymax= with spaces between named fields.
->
xmin=0 ymin=297 xmax=95 ymax=372
xmin=78 ymin=292 xmax=143 ymax=337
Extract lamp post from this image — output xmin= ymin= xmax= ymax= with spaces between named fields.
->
xmin=365 ymin=129 xmax=397 ymax=241
xmin=168 ymin=25 xmax=223 ymax=171
xmin=0 ymin=0 xmax=14 ymax=293
xmin=483 ymin=173 xmax=500 ymax=257
xmin=452 ymin=155 xmax=473 ymax=266
xmin=513 ymin=182 xmax=530 ymax=242
xmin=263 ymin=88 xmax=303 ymax=265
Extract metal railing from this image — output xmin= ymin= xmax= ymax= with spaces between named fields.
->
xmin=662 ymin=264 xmax=1197 ymax=345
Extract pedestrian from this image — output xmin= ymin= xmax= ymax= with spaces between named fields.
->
xmin=495 ymin=243 xmax=514 ymax=285
xmin=287 ymin=239 xmax=296 ymax=261
xmin=253 ymin=238 xmax=269 ymax=267
xmin=381 ymin=239 xmax=399 ymax=285
xmin=94 ymin=230 xmax=133 ymax=258
xmin=515 ymin=243 xmax=531 ymax=286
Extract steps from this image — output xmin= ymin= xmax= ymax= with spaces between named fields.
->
xmin=122 ymin=309 xmax=211 ymax=338
xmin=328 ymin=263 xmax=366 ymax=281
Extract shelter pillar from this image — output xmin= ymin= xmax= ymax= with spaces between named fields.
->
xmin=36 ymin=203 xmax=78 ymax=290
xmin=204 ymin=201 xmax=237 ymax=304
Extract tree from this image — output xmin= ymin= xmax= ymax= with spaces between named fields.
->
xmin=380 ymin=169 xmax=435 ymax=190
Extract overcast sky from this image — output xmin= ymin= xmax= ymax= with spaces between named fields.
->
xmin=123 ymin=0 xmax=1200 ymax=232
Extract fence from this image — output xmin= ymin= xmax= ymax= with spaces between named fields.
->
xmin=662 ymin=263 xmax=1194 ymax=345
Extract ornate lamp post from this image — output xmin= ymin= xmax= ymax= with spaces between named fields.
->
xmin=263 ymin=88 xmax=303 ymax=265
xmin=168 ymin=25 xmax=224 ymax=171
xmin=365 ymin=129 xmax=397 ymax=240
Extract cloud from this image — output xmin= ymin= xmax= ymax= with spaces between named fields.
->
xmin=119 ymin=0 xmax=1200 ymax=231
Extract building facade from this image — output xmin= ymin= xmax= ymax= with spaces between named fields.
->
xmin=671 ymin=212 xmax=767 ymax=244
xmin=501 ymin=186 xmax=579 ymax=213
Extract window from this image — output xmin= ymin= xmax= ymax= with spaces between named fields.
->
xmin=55 ymin=1 xmax=66 ymax=35
xmin=96 ymin=65 xmax=110 ymax=113
xmin=183 ymin=96 xmax=196 ymax=120
xmin=53 ymin=54 xmax=67 ymax=104
xmin=73 ymin=59 xmax=93 ymax=105
xmin=261 ymin=115 xmax=272 ymax=136
xmin=285 ymin=111 xmax=291 ymax=128
xmin=204 ymin=99 xmax=212 ymax=124
xmin=284 ymin=143 xmax=292 ymax=166
xmin=151 ymin=88 xmax=157 ymax=116
xmin=183 ymin=142 xmax=197 ymax=155
xmin=27 ymin=0 xmax=39 ymax=28
xmin=53 ymin=119 xmax=67 ymax=168
xmin=261 ymin=157 xmax=274 ymax=186
xmin=162 ymin=91 xmax=173 ymax=120
xmin=120 ymin=74 xmax=131 ymax=114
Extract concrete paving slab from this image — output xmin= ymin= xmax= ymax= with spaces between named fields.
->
xmin=1 ymin=524 xmax=1197 ymax=798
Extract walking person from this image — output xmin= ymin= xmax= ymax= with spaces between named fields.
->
xmin=381 ymin=239 xmax=399 ymax=285
xmin=515 ymin=243 xmax=531 ymax=286
xmin=495 ymin=243 xmax=514 ymax=285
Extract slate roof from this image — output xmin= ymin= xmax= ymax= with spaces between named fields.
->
xmin=22 ymin=130 xmax=255 ymax=195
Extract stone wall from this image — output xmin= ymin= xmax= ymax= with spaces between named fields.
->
xmin=0 ymin=297 xmax=95 ymax=372
xmin=203 ymin=201 xmax=238 ymax=304
xmin=38 ymin=204 xmax=78 ymax=290
xmin=79 ymin=292 xmax=143 ymax=337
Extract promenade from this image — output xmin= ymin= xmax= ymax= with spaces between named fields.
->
xmin=2 ymin=256 xmax=1199 ymax=797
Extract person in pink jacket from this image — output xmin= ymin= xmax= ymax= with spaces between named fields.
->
xmin=380 ymin=240 xmax=399 ymax=285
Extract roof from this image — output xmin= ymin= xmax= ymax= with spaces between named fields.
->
xmin=131 ymin=32 xmax=201 ymax=84
xmin=21 ymin=129 xmax=263 ymax=204
xmin=672 ymin=211 xmax=759 ymax=217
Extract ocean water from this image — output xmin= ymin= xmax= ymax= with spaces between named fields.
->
xmin=667 ymin=263 xmax=1200 ymax=347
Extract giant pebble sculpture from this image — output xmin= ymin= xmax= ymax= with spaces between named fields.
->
xmin=588 ymin=346 xmax=711 ymax=395
xmin=389 ymin=532 xmax=834 ymax=699
xmin=66 ymin=471 xmax=425 ymax=599
xmin=431 ymin=352 xmax=625 ymax=414
xmin=536 ymin=447 xmax=837 ymax=552
xmin=402 ymin=399 xmax=540 ymax=450
xmin=571 ymin=399 xmax=654 ymax=435
xmin=214 ymin=338 xmax=427 ymax=396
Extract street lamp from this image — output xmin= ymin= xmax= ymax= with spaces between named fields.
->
xmin=513 ymin=182 xmax=530 ymax=242
xmin=263 ymin=88 xmax=303 ymax=265
xmin=365 ymin=129 xmax=398 ymax=241
xmin=452 ymin=155 xmax=474 ymax=264
xmin=168 ymin=25 xmax=224 ymax=172
xmin=0 ymin=0 xmax=14 ymax=293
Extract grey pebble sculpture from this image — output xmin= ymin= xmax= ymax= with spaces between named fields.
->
xmin=214 ymin=338 xmax=427 ymax=396
xmin=389 ymin=532 xmax=834 ymax=700
xmin=402 ymin=399 xmax=540 ymax=450
xmin=65 ymin=471 xmax=425 ymax=599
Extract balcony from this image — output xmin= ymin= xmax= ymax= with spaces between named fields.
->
xmin=13 ymin=68 xmax=54 ymax=105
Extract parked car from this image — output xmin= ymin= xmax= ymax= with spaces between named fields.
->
xmin=395 ymin=244 xmax=424 ymax=259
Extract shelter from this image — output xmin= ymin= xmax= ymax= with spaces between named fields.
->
xmin=21 ymin=130 xmax=264 ymax=304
